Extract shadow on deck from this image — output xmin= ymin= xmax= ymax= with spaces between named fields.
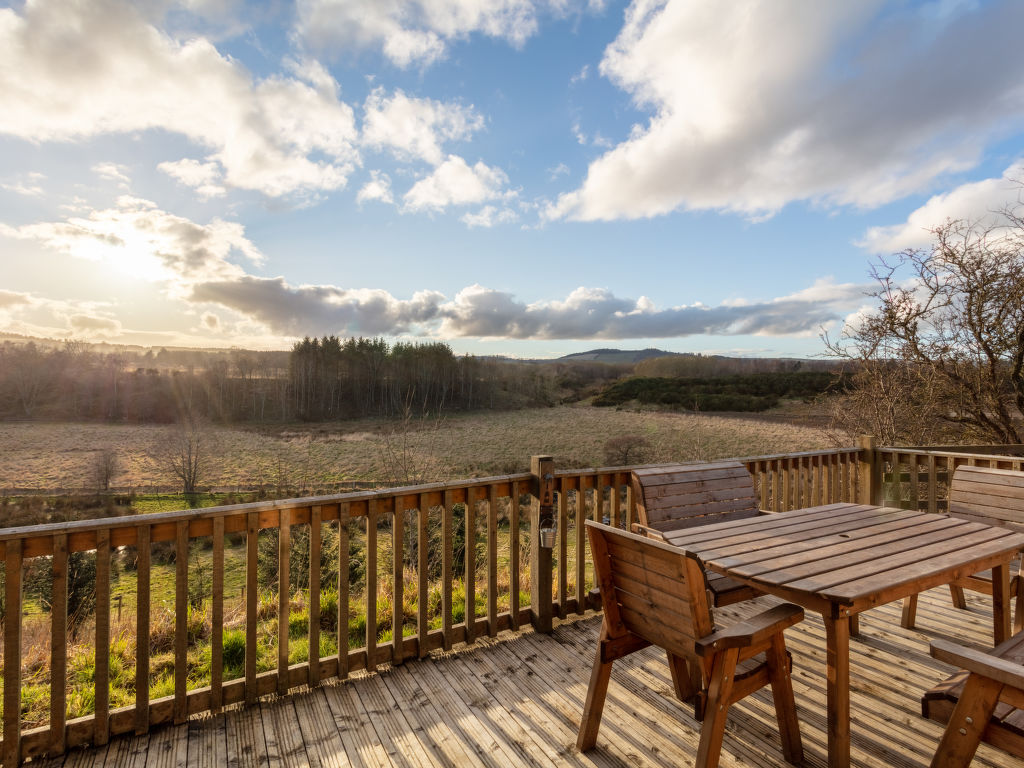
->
xmin=41 ymin=586 xmax=1010 ymax=768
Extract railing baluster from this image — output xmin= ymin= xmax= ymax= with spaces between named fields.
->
xmin=509 ymin=480 xmax=521 ymax=629
xmin=211 ymin=516 xmax=224 ymax=711
xmin=576 ymin=478 xmax=587 ymax=616
xmin=464 ymin=492 xmax=476 ymax=645
xmin=3 ymin=539 xmax=23 ymax=768
xmin=366 ymin=500 xmax=378 ymax=668
xmin=557 ymin=477 xmax=568 ymax=619
xmin=278 ymin=509 xmax=291 ymax=695
xmin=487 ymin=484 xmax=498 ymax=637
xmin=392 ymin=500 xmax=404 ymax=664
xmin=50 ymin=533 xmax=68 ymax=755
xmin=95 ymin=529 xmax=110 ymax=745
xmin=417 ymin=495 xmax=428 ymax=659
xmin=309 ymin=505 xmax=322 ymax=684
xmin=338 ymin=502 xmax=350 ymax=678
xmin=135 ymin=525 xmax=150 ymax=735
xmin=173 ymin=521 xmax=188 ymax=724
xmin=245 ymin=511 xmax=258 ymax=705
xmin=442 ymin=490 xmax=453 ymax=651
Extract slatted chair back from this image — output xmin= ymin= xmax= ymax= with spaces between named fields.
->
xmin=949 ymin=465 xmax=1024 ymax=532
xmin=579 ymin=521 xmax=804 ymax=768
xmin=631 ymin=460 xmax=759 ymax=536
xmin=902 ymin=465 xmax=1024 ymax=633
xmin=589 ymin=518 xmax=715 ymax=661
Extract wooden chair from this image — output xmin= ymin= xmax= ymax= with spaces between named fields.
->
xmin=631 ymin=461 xmax=765 ymax=606
xmin=902 ymin=466 xmax=1024 ymax=632
xmin=577 ymin=521 xmax=804 ymax=768
xmin=923 ymin=633 xmax=1024 ymax=767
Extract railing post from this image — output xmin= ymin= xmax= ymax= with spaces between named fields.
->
xmin=530 ymin=454 xmax=555 ymax=634
xmin=858 ymin=435 xmax=882 ymax=506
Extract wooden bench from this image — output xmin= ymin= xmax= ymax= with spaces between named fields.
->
xmin=631 ymin=461 xmax=764 ymax=606
xmin=902 ymin=466 xmax=1024 ymax=632
xmin=578 ymin=521 xmax=804 ymax=768
xmin=923 ymin=633 xmax=1024 ymax=766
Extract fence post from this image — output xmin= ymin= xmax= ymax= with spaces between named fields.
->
xmin=530 ymin=454 xmax=554 ymax=634
xmin=858 ymin=435 xmax=882 ymax=505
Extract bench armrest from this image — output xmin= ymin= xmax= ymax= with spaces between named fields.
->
xmin=930 ymin=637 xmax=1024 ymax=691
xmin=695 ymin=603 xmax=804 ymax=655
xmin=629 ymin=523 xmax=666 ymax=540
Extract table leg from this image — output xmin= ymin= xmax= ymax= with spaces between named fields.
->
xmin=993 ymin=562 xmax=1011 ymax=645
xmin=825 ymin=612 xmax=851 ymax=768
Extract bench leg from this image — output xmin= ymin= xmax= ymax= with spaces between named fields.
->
xmin=696 ymin=647 xmax=739 ymax=768
xmin=901 ymin=594 xmax=918 ymax=629
xmin=766 ymin=634 xmax=803 ymax=765
xmin=577 ymin=646 xmax=613 ymax=751
xmin=1015 ymin=576 xmax=1024 ymax=635
xmin=929 ymin=673 xmax=1002 ymax=768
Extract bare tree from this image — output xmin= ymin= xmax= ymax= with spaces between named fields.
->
xmin=163 ymin=414 xmax=217 ymax=494
xmin=826 ymin=211 xmax=1024 ymax=445
xmin=93 ymin=448 xmax=119 ymax=492
xmin=602 ymin=435 xmax=652 ymax=466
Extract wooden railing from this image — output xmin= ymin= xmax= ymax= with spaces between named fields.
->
xmin=0 ymin=442 xmax=903 ymax=764
xmin=876 ymin=446 xmax=1024 ymax=513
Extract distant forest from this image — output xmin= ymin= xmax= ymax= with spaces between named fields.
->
xmin=0 ymin=337 xmax=604 ymax=423
xmin=0 ymin=337 xmax=839 ymax=423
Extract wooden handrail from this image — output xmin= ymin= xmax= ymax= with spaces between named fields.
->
xmin=9 ymin=441 xmax=1012 ymax=764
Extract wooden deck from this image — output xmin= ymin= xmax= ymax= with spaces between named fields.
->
xmin=33 ymin=586 xmax=1014 ymax=768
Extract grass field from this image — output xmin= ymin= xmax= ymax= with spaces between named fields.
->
xmin=0 ymin=402 xmax=832 ymax=493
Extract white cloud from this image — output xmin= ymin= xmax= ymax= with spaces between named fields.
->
xmin=2 ymin=200 xmax=868 ymax=341
xmin=860 ymin=160 xmax=1024 ymax=252
xmin=403 ymin=155 xmax=510 ymax=212
xmin=296 ymin=0 xmax=542 ymax=68
xmin=0 ymin=172 xmax=45 ymax=197
xmin=461 ymin=205 xmax=517 ymax=228
xmin=549 ymin=0 xmax=1024 ymax=221
xmin=0 ymin=288 xmax=125 ymax=340
xmin=158 ymin=158 xmax=227 ymax=199
xmin=0 ymin=0 xmax=359 ymax=199
xmin=0 ymin=196 xmax=262 ymax=289
xmin=362 ymin=87 xmax=484 ymax=165
xmin=92 ymin=163 xmax=131 ymax=186
xmin=356 ymin=171 xmax=396 ymax=205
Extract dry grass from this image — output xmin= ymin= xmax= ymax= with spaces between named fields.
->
xmin=0 ymin=404 xmax=831 ymax=492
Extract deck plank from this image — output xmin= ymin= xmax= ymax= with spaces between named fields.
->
xmin=53 ymin=585 xmax=1021 ymax=768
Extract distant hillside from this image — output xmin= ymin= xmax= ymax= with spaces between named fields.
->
xmin=557 ymin=348 xmax=680 ymax=364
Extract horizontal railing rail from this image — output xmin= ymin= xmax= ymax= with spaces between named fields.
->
xmin=2 ymin=440 xmax=965 ymax=765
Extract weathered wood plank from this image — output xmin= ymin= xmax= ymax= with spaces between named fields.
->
xmin=95 ymin=528 xmax=111 ymax=746
xmin=135 ymin=525 xmax=151 ymax=736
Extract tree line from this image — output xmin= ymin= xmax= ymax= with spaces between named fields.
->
xmin=0 ymin=336 xmax=558 ymax=424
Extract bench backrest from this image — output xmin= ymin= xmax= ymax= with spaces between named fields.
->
xmin=631 ymin=461 xmax=760 ymax=534
xmin=586 ymin=520 xmax=714 ymax=661
xmin=949 ymin=465 xmax=1024 ymax=533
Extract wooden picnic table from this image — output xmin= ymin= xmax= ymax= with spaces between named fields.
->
xmin=662 ymin=502 xmax=1024 ymax=768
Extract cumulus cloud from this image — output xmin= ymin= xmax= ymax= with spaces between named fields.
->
xmin=549 ymin=0 xmax=1024 ymax=221
xmin=403 ymin=155 xmax=510 ymax=211
xmin=362 ymin=88 xmax=484 ymax=165
xmin=0 ymin=0 xmax=359 ymax=198
xmin=69 ymin=313 xmax=122 ymax=337
xmin=191 ymin=277 xmax=448 ymax=336
xmin=357 ymin=171 xmax=395 ymax=205
xmin=2 ymin=199 xmax=867 ymax=340
xmin=92 ymin=163 xmax=131 ymax=186
xmin=158 ymin=158 xmax=227 ymax=199
xmin=860 ymin=160 xmax=1024 ymax=252
xmin=437 ymin=279 xmax=867 ymax=339
xmin=296 ymin=0 xmax=542 ymax=68
xmin=0 ymin=196 xmax=262 ymax=290
xmin=461 ymin=205 xmax=517 ymax=228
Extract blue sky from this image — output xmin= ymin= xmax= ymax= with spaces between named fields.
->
xmin=2 ymin=0 xmax=1024 ymax=359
